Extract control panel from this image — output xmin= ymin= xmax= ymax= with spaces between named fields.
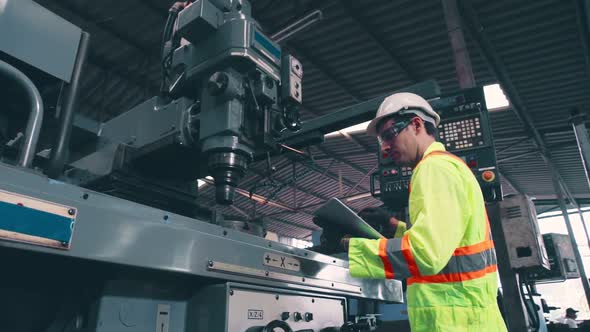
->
xmin=373 ymin=87 xmax=502 ymax=208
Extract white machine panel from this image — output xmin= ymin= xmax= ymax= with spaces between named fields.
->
xmin=186 ymin=283 xmax=346 ymax=332
xmin=228 ymin=287 xmax=345 ymax=331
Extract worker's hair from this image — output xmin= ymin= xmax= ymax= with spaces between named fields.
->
xmin=424 ymin=121 xmax=438 ymax=138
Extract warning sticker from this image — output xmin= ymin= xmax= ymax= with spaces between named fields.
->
xmin=263 ymin=252 xmax=301 ymax=272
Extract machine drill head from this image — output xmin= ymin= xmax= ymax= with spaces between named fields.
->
xmin=207 ymin=150 xmax=250 ymax=205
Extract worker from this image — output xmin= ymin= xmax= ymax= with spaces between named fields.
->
xmin=344 ymin=92 xmax=507 ymax=331
xmin=558 ymin=308 xmax=579 ymax=328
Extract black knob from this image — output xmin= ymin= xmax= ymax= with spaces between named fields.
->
xmin=294 ymin=312 xmax=303 ymax=322
xmin=304 ymin=312 xmax=313 ymax=322
xmin=207 ymin=72 xmax=228 ymax=96
xmin=281 ymin=312 xmax=290 ymax=321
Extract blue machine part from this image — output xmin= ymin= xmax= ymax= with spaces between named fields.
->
xmin=0 ymin=0 xmax=82 ymax=82
xmin=0 ymin=200 xmax=75 ymax=247
xmin=253 ymin=29 xmax=281 ymax=63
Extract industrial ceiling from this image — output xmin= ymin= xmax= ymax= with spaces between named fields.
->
xmin=31 ymin=0 xmax=590 ymax=239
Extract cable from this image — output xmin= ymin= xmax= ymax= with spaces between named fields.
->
xmin=160 ymin=2 xmax=187 ymax=97
xmin=519 ymin=273 xmax=540 ymax=332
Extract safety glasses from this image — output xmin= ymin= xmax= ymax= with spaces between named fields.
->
xmin=377 ymin=119 xmax=412 ymax=145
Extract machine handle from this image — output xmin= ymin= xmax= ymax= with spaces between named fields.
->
xmin=262 ymin=320 xmax=294 ymax=332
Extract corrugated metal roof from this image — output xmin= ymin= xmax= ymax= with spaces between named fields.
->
xmin=27 ymin=0 xmax=590 ymax=238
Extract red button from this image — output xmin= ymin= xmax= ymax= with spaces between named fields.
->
xmin=468 ymin=160 xmax=477 ymax=168
xmin=391 ymin=169 xmax=398 ymax=175
xmin=482 ymin=170 xmax=495 ymax=182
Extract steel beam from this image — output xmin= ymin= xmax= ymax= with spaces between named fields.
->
xmin=441 ymin=0 xmax=476 ymax=89
xmin=289 ymin=41 xmax=364 ymax=101
xmin=314 ymin=145 xmax=370 ymax=177
xmin=499 ymin=171 xmax=523 ymax=195
xmin=288 ymin=154 xmax=369 ymax=195
xmin=551 ymin=167 xmax=590 ymax=308
xmin=459 ymin=0 xmax=581 ymax=210
xmin=339 ymin=0 xmax=422 ymax=81
xmin=573 ymin=0 xmax=590 ymax=83
xmin=248 ymin=167 xmax=332 ymax=208
xmin=497 ymin=150 xmax=540 ymax=163
xmin=570 ymin=112 xmax=590 ymax=247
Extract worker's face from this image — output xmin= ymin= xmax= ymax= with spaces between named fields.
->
xmin=378 ymin=117 xmax=419 ymax=167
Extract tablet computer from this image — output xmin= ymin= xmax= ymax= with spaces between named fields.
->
xmin=314 ymin=198 xmax=385 ymax=239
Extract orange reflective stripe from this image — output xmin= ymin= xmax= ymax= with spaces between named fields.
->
xmin=453 ymin=239 xmax=495 ymax=256
xmin=407 ymin=264 xmax=497 ymax=285
xmin=402 ymin=234 xmax=420 ymax=277
xmin=378 ymin=239 xmax=395 ymax=279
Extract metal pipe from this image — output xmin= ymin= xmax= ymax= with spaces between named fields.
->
xmin=0 ymin=60 xmax=44 ymax=168
xmin=48 ymin=31 xmax=90 ymax=177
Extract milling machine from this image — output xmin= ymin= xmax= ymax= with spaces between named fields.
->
xmin=0 ymin=1 xmax=447 ymax=331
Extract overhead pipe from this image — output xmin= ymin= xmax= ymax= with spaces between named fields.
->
xmin=271 ymin=10 xmax=323 ymax=43
xmin=0 ymin=60 xmax=43 ymax=168
xmin=48 ymin=31 xmax=90 ymax=177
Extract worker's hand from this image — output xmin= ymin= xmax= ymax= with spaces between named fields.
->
xmin=340 ymin=234 xmax=352 ymax=251
xmin=358 ymin=207 xmax=400 ymax=237
xmin=389 ymin=216 xmax=400 ymax=229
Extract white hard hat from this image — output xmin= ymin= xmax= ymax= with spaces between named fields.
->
xmin=366 ymin=92 xmax=440 ymax=137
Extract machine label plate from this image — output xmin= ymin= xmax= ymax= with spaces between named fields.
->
xmin=0 ymin=189 xmax=76 ymax=249
xmin=247 ymin=309 xmax=264 ymax=320
xmin=263 ymin=252 xmax=301 ymax=272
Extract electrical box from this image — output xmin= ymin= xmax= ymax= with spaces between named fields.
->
xmin=529 ymin=233 xmax=580 ymax=283
xmin=499 ymin=195 xmax=550 ymax=271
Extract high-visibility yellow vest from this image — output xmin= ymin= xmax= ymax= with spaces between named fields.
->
xmin=349 ymin=142 xmax=507 ymax=332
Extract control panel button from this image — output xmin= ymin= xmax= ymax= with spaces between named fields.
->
xmin=482 ymin=170 xmax=496 ymax=182
xmin=294 ymin=312 xmax=303 ymax=322
xmin=304 ymin=312 xmax=314 ymax=322
xmin=281 ymin=312 xmax=290 ymax=321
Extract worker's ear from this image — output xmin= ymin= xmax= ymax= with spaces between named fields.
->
xmin=411 ymin=117 xmax=423 ymax=133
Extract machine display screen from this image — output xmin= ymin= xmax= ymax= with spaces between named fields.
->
xmin=438 ymin=115 xmax=484 ymax=151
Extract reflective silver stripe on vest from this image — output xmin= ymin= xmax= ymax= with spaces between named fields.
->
xmin=385 ymin=238 xmax=411 ymax=279
xmin=435 ymin=248 xmax=497 ymax=276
